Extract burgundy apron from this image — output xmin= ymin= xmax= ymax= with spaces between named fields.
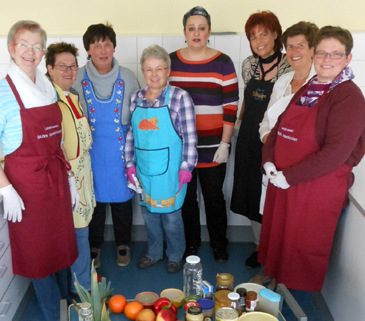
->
xmin=258 ymin=84 xmax=351 ymax=292
xmin=4 ymin=75 xmax=78 ymax=279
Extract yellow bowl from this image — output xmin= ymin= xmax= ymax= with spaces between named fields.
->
xmin=160 ymin=288 xmax=185 ymax=308
xmin=239 ymin=312 xmax=278 ymax=321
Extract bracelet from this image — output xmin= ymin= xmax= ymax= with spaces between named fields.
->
xmin=67 ymin=171 xmax=75 ymax=178
xmin=220 ymin=141 xmax=230 ymax=148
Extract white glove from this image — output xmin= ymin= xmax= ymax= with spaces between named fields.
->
xmin=213 ymin=142 xmax=230 ymax=163
xmin=270 ymin=171 xmax=290 ymax=189
xmin=0 ymin=184 xmax=24 ymax=223
xmin=68 ymin=177 xmax=80 ymax=212
xmin=263 ymin=162 xmax=278 ymax=179
xmin=233 ymin=120 xmax=241 ymax=137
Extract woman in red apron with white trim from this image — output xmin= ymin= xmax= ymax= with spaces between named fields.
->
xmin=0 ymin=21 xmax=78 ymax=321
xmin=258 ymin=26 xmax=365 ymax=294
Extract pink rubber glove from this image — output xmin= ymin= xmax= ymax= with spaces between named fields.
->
xmin=126 ymin=166 xmax=137 ymax=186
xmin=179 ymin=169 xmax=192 ymax=190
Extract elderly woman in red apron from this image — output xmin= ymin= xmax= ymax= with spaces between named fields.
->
xmin=0 ymin=21 xmax=78 ymax=321
xmin=258 ymin=26 xmax=365 ymax=300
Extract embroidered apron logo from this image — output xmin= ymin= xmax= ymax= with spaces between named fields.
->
xmin=253 ymin=88 xmax=267 ymax=101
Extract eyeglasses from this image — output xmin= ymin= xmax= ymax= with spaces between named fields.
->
xmin=314 ymin=51 xmax=346 ymax=60
xmin=16 ymin=42 xmax=45 ymax=53
xmin=142 ymin=67 xmax=167 ymax=75
xmin=54 ymin=64 xmax=79 ymax=71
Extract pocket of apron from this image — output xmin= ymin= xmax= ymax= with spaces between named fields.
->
xmin=135 ymin=147 xmax=169 ymax=176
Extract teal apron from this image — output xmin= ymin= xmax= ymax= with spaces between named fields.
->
xmin=82 ymin=70 xmax=133 ymax=202
xmin=132 ymin=86 xmax=186 ymax=213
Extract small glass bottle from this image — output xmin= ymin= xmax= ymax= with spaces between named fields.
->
xmin=228 ymin=292 xmax=242 ymax=315
xmin=186 ymin=306 xmax=204 ymax=321
xmin=245 ymin=291 xmax=258 ymax=312
xmin=79 ymin=302 xmax=93 ymax=321
xmin=235 ymin=288 xmax=247 ymax=312
xmin=183 ymin=256 xmax=203 ymax=297
xmin=216 ymin=273 xmax=234 ymax=291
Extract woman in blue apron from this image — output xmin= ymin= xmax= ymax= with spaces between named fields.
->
xmin=125 ymin=45 xmax=197 ymax=273
xmin=72 ymin=23 xmax=140 ymax=268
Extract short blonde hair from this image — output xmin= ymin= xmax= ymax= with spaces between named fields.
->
xmin=7 ymin=20 xmax=47 ymax=49
xmin=140 ymin=45 xmax=171 ymax=69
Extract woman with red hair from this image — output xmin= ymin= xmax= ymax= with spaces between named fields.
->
xmin=231 ymin=11 xmax=292 ymax=270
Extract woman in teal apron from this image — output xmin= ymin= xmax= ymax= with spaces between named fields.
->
xmin=125 ymin=45 xmax=197 ymax=273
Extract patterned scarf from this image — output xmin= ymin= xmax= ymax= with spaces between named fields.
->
xmin=298 ymin=66 xmax=354 ymax=108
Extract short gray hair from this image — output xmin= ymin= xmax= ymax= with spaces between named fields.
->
xmin=7 ymin=20 xmax=47 ymax=49
xmin=140 ymin=45 xmax=171 ymax=69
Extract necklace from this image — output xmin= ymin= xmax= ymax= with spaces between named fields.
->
xmin=293 ymin=69 xmax=311 ymax=80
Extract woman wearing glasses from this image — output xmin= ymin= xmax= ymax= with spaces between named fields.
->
xmin=258 ymin=26 xmax=365 ymax=293
xmin=0 ymin=21 xmax=78 ymax=321
xmin=46 ymin=42 xmax=95 ymax=296
xmin=125 ymin=45 xmax=197 ymax=272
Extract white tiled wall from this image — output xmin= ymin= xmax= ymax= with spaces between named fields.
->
xmin=1 ymin=33 xmax=364 ymax=226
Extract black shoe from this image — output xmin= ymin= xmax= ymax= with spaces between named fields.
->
xmin=213 ymin=248 xmax=228 ymax=263
xmin=183 ymin=246 xmax=199 ymax=259
xmin=245 ymin=251 xmax=261 ymax=269
xmin=166 ymin=261 xmax=183 ymax=273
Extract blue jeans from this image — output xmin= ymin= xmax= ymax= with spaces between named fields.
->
xmin=141 ymin=206 xmax=185 ymax=262
xmin=32 ymin=269 xmax=68 ymax=321
xmin=70 ymin=227 xmax=91 ymax=293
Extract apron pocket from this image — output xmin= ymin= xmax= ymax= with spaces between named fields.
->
xmin=136 ymin=147 xmax=169 ymax=176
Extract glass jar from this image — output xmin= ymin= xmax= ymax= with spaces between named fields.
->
xmin=79 ymin=302 xmax=93 ymax=321
xmin=235 ymin=288 xmax=247 ymax=312
xmin=196 ymin=298 xmax=214 ymax=317
xmin=214 ymin=289 xmax=231 ymax=311
xmin=186 ymin=306 xmax=204 ymax=321
xmin=228 ymin=292 xmax=242 ymax=316
xmin=184 ymin=256 xmax=203 ymax=297
xmin=245 ymin=291 xmax=258 ymax=312
xmin=216 ymin=273 xmax=234 ymax=292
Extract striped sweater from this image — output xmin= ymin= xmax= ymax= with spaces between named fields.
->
xmin=169 ymin=50 xmax=239 ymax=167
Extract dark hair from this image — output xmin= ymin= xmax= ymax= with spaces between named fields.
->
xmin=183 ymin=6 xmax=211 ymax=30
xmin=245 ymin=11 xmax=283 ymax=57
xmin=314 ymin=26 xmax=353 ymax=56
xmin=45 ymin=42 xmax=78 ymax=77
xmin=282 ymin=21 xmax=319 ymax=49
xmin=83 ymin=22 xmax=116 ymax=56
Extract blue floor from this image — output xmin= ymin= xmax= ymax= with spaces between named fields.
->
xmin=19 ymin=241 xmax=329 ymax=321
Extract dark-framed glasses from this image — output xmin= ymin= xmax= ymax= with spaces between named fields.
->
xmin=314 ymin=51 xmax=346 ymax=60
xmin=16 ymin=42 xmax=45 ymax=53
xmin=54 ymin=64 xmax=79 ymax=71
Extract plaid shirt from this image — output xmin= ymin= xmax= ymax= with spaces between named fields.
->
xmin=125 ymin=82 xmax=197 ymax=171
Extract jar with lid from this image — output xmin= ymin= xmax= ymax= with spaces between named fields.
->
xmin=184 ymin=256 xmax=203 ymax=297
xmin=214 ymin=289 xmax=231 ymax=311
xmin=186 ymin=306 xmax=204 ymax=321
xmin=235 ymin=288 xmax=247 ymax=312
xmin=196 ymin=298 xmax=214 ymax=317
xmin=79 ymin=302 xmax=93 ymax=321
xmin=216 ymin=273 xmax=234 ymax=292
xmin=228 ymin=292 xmax=242 ymax=316
xmin=245 ymin=291 xmax=258 ymax=312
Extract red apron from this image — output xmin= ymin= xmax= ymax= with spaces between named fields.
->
xmin=258 ymin=84 xmax=352 ymax=292
xmin=4 ymin=75 xmax=78 ymax=279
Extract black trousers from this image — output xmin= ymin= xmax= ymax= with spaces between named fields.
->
xmin=88 ymin=199 xmax=133 ymax=248
xmin=182 ymin=164 xmax=228 ymax=250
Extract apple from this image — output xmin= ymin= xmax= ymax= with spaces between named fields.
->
xmin=136 ymin=309 xmax=156 ymax=321
xmin=156 ymin=309 xmax=177 ymax=321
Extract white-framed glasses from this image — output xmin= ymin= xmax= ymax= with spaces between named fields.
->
xmin=16 ymin=42 xmax=45 ymax=53
xmin=142 ymin=67 xmax=167 ymax=75
xmin=314 ymin=51 xmax=346 ymax=60
xmin=54 ymin=64 xmax=79 ymax=71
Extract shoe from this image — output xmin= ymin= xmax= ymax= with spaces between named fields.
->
xmin=116 ymin=245 xmax=131 ymax=267
xmin=166 ymin=261 xmax=182 ymax=273
xmin=137 ymin=255 xmax=160 ymax=269
xmin=245 ymin=251 xmax=261 ymax=269
xmin=183 ymin=246 xmax=199 ymax=259
xmin=213 ymin=248 xmax=228 ymax=263
xmin=90 ymin=248 xmax=101 ymax=269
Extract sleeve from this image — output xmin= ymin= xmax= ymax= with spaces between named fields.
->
xmin=283 ymin=83 xmax=365 ymax=186
xmin=222 ymin=55 xmax=239 ymax=126
xmin=124 ymin=91 xmax=139 ymax=168
xmin=177 ymin=90 xmax=198 ymax=171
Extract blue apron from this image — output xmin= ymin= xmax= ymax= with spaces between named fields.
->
xmin=132 ymin=86 xmax=186 ymax=213
xmin=82 ymin=70 xmax=133 ymax=202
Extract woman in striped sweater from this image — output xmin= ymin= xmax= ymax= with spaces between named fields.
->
xmin=169 ymin=6 xmax=239 ymax=262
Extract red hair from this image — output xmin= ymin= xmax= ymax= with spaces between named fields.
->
xmin=245 ymin=11 xmax=283 ymax=57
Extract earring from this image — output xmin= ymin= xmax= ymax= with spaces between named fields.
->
xmin=185 ymin=40 xmax=187 ymax=43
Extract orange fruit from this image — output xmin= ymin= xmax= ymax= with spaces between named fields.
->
xmin=124 ymin=301 xmax=144 ymax=320
xmin=108 ymin=294 xmax=127 ymax=313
